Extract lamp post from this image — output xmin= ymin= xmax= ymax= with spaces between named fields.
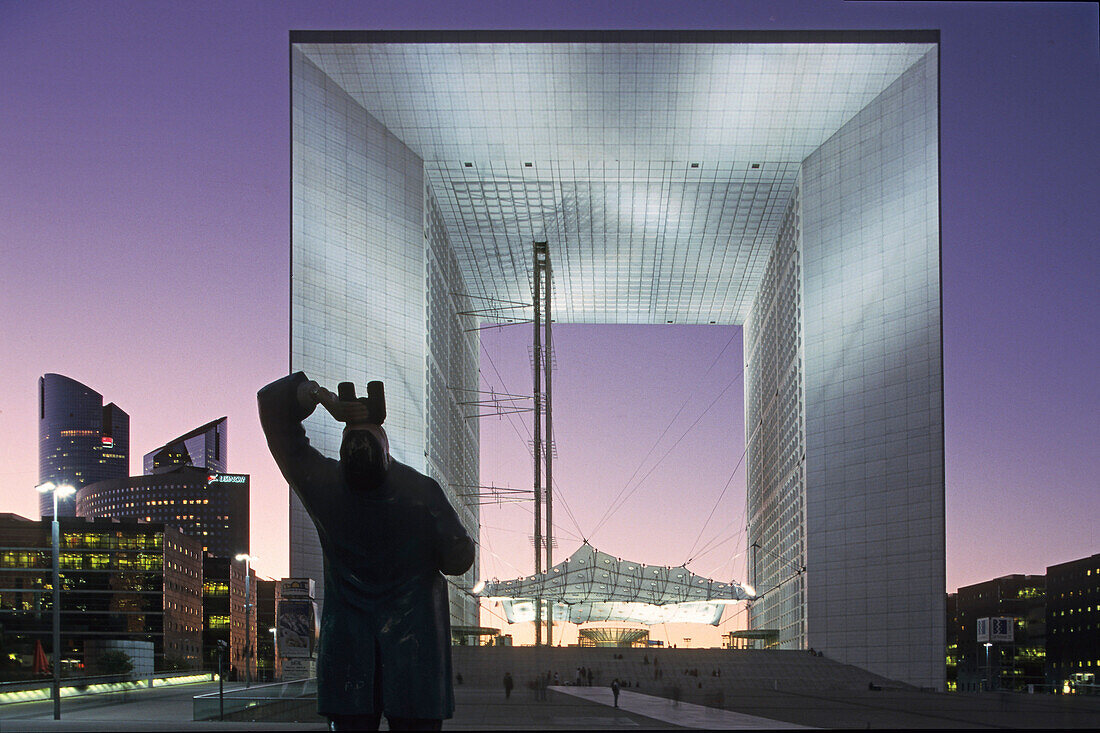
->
xmin=235 ymin=554 xmax=256 ymax=688
xmin=268 ymin=627 xmax=277 ymax=682
xmin=984 ymin=642 xmax=993 ymax=691
xmin=216 ymin=639 xmax=227 ymax=720
xmin=36 ymin=481 xmax=75 ymax=721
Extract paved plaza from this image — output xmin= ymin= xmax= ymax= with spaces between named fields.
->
xmin=2 ymin=660 xmax=1099 ymax=730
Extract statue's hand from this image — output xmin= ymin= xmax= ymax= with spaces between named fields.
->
xmin=296 ymin=379 xmax=331 ymax=413
xmin=317 ymin=389 xmax=373 ymax=425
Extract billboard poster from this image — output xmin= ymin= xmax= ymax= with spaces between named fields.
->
xmin=277 ymin=599 xmax=318 ymax=658
xmin=280 ymin=577 xmax=315 ymax=600
xmin=991 ymin=616 xmax=1014 ymax=642
xmin=976 ymin=617 xmax=989 ymax=642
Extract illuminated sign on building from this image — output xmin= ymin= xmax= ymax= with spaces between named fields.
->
xmin=207 ymin=474 xmax=247 ymax=484
xmin=101 ymin=436 xmax=114 ymax=447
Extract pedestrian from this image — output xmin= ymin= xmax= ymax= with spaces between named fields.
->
xmin=611 ymin=678 xmax=621 ymax=708
xmin=259 ymin=374 xmax=474 ymax=731
xmin=503 ymin=672 xmax=514 ymax=700
xmin=587 ymin=668 xmax=593 ymax=686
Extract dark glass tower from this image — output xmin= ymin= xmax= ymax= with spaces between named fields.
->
xmin=38 ymin=374 xmax=129 ymax=517
xmin=143 ymin=417 xmax=227 ymax=475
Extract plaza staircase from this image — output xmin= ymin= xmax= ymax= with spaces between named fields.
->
xmin=451 ymin=645 xmax=914 ymax=695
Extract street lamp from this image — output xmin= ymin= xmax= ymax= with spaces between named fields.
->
xmin=235 ymin=553 xmax=257 ymax=688
xmin=36 ymin=481 xmax=75 ymax=721
xmin=268 ymin=627 xmax=277 ymax=682
xmin=984 ymin=642 xmax=993 ymax=692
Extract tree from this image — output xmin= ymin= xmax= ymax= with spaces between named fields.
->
xmin=95 ymin=650 xmax=133 ymax=677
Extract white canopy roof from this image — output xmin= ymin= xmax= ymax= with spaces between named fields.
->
xmin=478 ymin=542 xmax=754 ymax=626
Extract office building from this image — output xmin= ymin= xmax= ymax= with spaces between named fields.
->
xmin=946 ymin=592 xmax=959 ymax=691
xmin=0 ymin=514 xmax=202 ymax=673
xmin=1046 ymin=553 xmax=1100 ymax=692
xmin=952 ymin=575 xmax=1045 ymax=692
xmin=255 ymin=578 xmax=280 ymax=682
xmin=38 ymin=373 xmax=129 ymax=517
xmin=75 ymin=465 xmax=249 ymax=558
xmin=202 ymin=554 xmax=256 ymax=679
xmin=290 ymin=30 xmax=943 ymax=687
xmin=143 ymin=417 xmax=227 ymax=475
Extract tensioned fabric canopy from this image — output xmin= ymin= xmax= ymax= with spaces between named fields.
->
xmin=477 ymin=542 xmax=754 ymax=626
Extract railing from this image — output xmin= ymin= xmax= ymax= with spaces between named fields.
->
xmin=192 ymin=678 xmax=317 ymax=721
xmin=0 ymin=671 xmax=212 ymax=705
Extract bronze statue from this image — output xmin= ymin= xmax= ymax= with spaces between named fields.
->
xmin=258 ymin=372 xmax=474 ymax=731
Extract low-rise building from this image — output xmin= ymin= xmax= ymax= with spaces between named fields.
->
xmin=953 ymin=575 xmax=1045 ymax=692
xmin=0 ymin=514 xmax=202 ymax=676
xmin=1046 ymin=553 xmax=1100 ymax=693
xmin=255 ymin=578 xmax=279 ymax=682
xmin=202 ymin=554 xmax=255 ymax=680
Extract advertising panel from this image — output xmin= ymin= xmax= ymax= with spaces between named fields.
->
xmin=282 ymin=657 xmax=316 ymax=680
xmin=280 ymin=577 xmax=316 ymax=600
xmin=990 ymin=616 xmax=1014 ymax=642
xmin=976 ymin=617 xmax=989 ymax=642
xmin=277 ymin=599 xmax=318 ymax=658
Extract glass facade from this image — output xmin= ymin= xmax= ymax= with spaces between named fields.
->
xmin=291 ymin=45 xmax=481 ymax=628
xmin=0 ymin=515 xmax=202 ymax=675
xmin=143 ymin=416 xmax=227 ymax=475
xmin=38 ymin=373 xmax=129 ymax=518
xmin=289 ymin=31 xmax=943 ymax=687
xmin=745 ymin=184 xmax=806 ymax=649
xmin=74 ymin=465 xmax=249 ymax=559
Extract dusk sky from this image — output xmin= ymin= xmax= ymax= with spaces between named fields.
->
xmin=1 ymin=1 xmax=1097 ymax=646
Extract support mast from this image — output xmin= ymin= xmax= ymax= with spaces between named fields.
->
xmin=542 ymin=242 xmax=554 ymax=647
xmin=532 ymin=245 xmax=543 ymax=646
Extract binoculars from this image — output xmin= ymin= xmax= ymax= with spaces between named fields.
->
xmin=336 ymin=380 xmax=387 ymax=426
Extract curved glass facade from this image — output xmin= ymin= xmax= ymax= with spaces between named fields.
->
xmin=38 ymin=373 xmax=129 ymax=517
xmin=75 ymin=465 xmax=249 ymax=559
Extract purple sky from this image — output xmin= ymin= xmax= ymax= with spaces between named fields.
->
xmin=1 ymin=1 xmax=1097 ymax=643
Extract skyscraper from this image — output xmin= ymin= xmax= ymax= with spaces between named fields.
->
xmin=289 ymin=30 xmax=944 ymax=688
xmin=38 ymin=373 xmax=129 ymax=517
xmin=143 ymin=417 xmax=227 ymax=475
xmin=80 ymin=417 xmax=246 ymax=558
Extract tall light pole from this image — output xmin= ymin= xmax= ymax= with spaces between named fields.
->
xmin=984 ymin=642 xmax=993 ymax=691
xmin=268 ymin=627 xmax=277 ymax=682
xmin=36 ymin=481 xmax=75 ymax=721
xmin=235 ymin=553 xmax=256 ymax=687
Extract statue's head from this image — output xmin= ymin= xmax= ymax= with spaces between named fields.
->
xmin=334 ymin=380 xmax=391 ymax=490
xmin=340 ymin=424 xmax=391 ymax=491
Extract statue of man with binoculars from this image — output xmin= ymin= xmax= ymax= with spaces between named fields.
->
xmin=258 ymin=372 xmax=474 ymax=731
